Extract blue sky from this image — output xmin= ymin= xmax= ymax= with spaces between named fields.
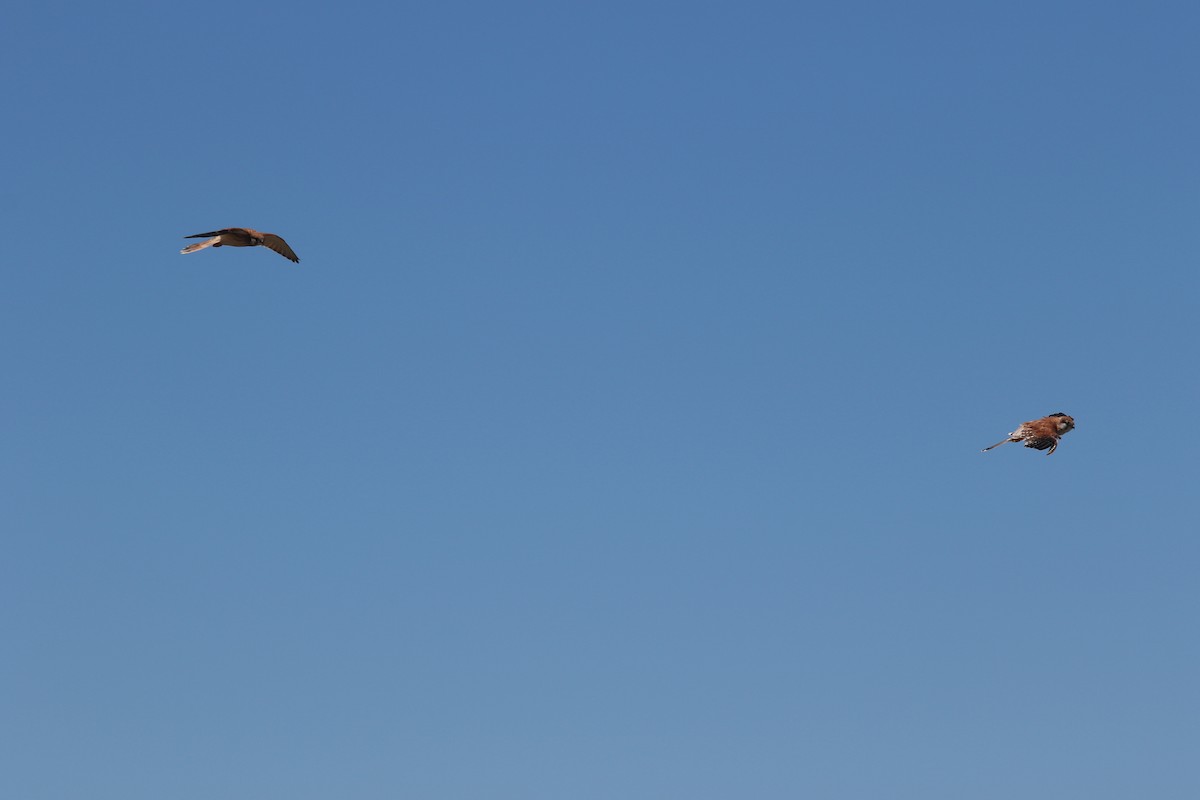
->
xmin=4 ymin=2 xmax=1200 ymax=797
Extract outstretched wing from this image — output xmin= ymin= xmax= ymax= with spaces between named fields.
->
xmin=184 ymin=228 xmax=240 ymax=239
xmin=261 ymin=233 xmax=300 ymax=263
xmin=1024 ymin=437 xmax=1057 ymax=451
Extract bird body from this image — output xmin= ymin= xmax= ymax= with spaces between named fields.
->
xmin=982 ymin=413 xmax=1075 ymax=455
xmin=181 ymin=227 xmax=299 ymax=263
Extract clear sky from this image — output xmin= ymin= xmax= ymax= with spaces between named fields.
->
xmin=4 ymin=2 xmax=1199 ymax=797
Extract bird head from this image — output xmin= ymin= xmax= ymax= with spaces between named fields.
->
xmin=1049 ymin=413 xmax=1075 ymax=433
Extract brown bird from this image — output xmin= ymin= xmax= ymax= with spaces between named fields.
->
xmin=180 ymin=228 xmax=299 ymax=263
xmin=982 ymin=412 xmax=1075 ymax=456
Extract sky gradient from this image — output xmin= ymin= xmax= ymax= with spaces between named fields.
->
xmin=4 ymin=2 xmax=1200 ymax=798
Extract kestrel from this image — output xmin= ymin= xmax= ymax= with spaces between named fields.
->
xmin=982 ymin=412 xmax=1075 ymax=456
xmin=180 ymin=228 xmax=299 ymax=263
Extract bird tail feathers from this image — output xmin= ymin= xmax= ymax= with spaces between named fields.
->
xmin=180 ymin=236 xmax=219 ymax=255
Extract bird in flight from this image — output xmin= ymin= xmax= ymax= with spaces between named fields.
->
xmin=982 ymin=412 xmax=1075 ymax=455
xmin=180 ymin=228 xmax=299 ymax=263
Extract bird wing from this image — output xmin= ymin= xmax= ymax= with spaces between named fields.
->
xmin=1024 ymin=436 xmax=1057 ymax=451
xmin=261 ymin=233 xmax=300 ymax=263
xmin=184 ymin=228 xmax=243 ymax=239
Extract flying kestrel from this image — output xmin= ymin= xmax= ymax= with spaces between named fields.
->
xmin=982 ymin=412 xmax=1075 ymax=456
xmin=180 ymin=228 xmax=300 ymax=263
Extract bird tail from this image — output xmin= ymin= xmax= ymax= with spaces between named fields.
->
xmin=181 ymin=236 xmax=220 ymax=255
xmin=981 ymin=438 xmax=1014 ymax=452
